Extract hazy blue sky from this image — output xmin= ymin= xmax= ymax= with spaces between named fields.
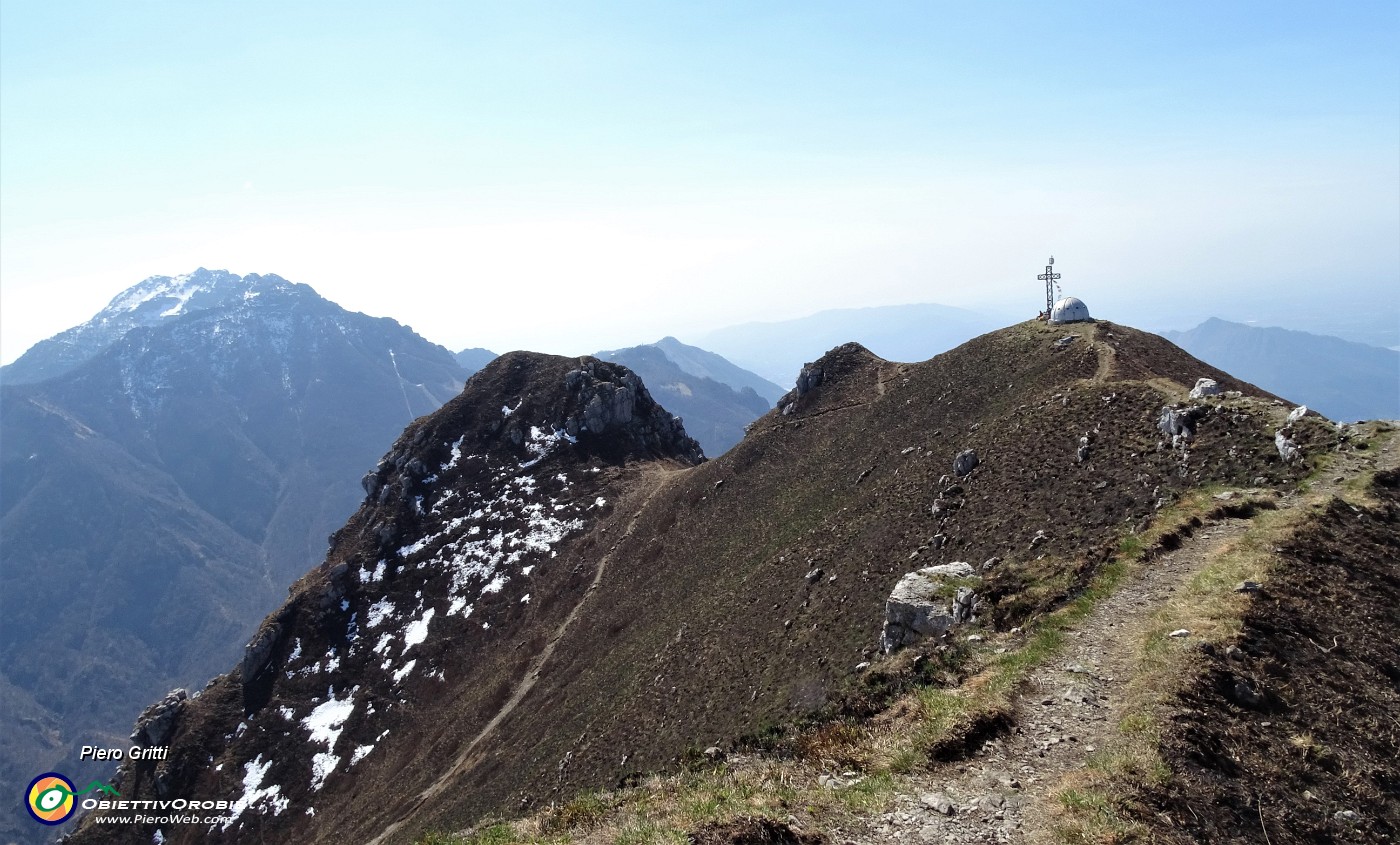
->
xmin=2 ymin=1 xmax=1397 ymax=362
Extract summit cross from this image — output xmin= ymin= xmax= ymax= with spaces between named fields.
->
xmin=1037 ymin=257 xmax=1062 ymax=315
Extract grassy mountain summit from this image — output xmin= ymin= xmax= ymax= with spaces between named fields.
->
xmin=70 ymin=319 xmax=1350 ymax=845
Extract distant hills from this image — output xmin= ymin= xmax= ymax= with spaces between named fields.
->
xmin=691 ymin=302 xmax=1003 ymax=387
xmin=1162 ymin=318 xmax=1399 ymax=422
xmin=0 ymin=271 xmax=467 ymax=844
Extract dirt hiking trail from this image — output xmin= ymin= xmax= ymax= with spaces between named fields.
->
xmin=827 ymin=429 xmax=1397 ymax=845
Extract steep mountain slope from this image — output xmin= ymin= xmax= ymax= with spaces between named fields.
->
xmin=69 ymin=320 xmax=1322 ymax=845
xmin=1162 ymin=317 xmax=1400 ymax=423
xmin=596 ymin=342 xmax=771 ymax=456
xmin=0 ymin=273 xmax=467 ymax=844
xmin=652 ymin=336 xmax=787 ymax=404
xmin=694 ymin=302 xmax=1003 ymax=387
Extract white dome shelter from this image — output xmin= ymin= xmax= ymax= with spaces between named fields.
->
xmin=1049 ymin=296 xmax=1091 ymax=324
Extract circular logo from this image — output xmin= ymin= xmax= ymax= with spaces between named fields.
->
xmin=26 ymin=772 xmax=76 ymax=825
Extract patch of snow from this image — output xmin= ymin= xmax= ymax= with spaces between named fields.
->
xmin=309 ymin=752 xmax=340 ymax=792
xmin=365 ymin=599 xmax=395 ymax=628
xmin=521 ymin=594 xmax=531 ymax=604
xmin=350 ymin=745 xmax=374 ymax=766
xmin=158 ymin=280 xmax=199 ymax=317
xmin=302 ymin=691 xmax=355 ymax=748
xmin=521 ymin=425 xmax=576 ymax=468
xmin=402 ymin=607 xmax=435 ymax=652
xmin=301 ymin=689 xmax=356 ymax=792
xmin=392 ymin=660 xmax=417 ymax=683
xmin=221 ymin=754 xmax=289 ymax=830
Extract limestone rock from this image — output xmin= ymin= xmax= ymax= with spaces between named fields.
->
xmin=1275 ymin=429 xmax=1303 ymax=463
xmin=951 ymin=586 xmax=977 ymax=623
xmin=242 ymin=622 xmax=283 ymax=684
xmin=881 ymin=562 xmax=977 ymax=653
xmin=130 ymin=689 xmax=188 ymax=747
xmin=1189 ymin=378 xmax=1221 ymax=399
xmin=1287 ymin=404 xmax=1309 ymax=424
xmin=1157 ymin=405 xmax=1207 ymax=440
xmin=920 ymin=792 xmax=955 ymax=815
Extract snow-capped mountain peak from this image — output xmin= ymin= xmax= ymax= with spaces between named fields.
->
xmin=2 ymin=269 xmax=304 ymax=385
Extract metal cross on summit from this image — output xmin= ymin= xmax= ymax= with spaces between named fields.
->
xmin=1038 ymin=256 xmax=1062 ymax=316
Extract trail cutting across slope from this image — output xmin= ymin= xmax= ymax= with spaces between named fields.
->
xmin=369 ymin=466 xmax=682 ymax=845
xmin=829 ymin=429 xmax=1397 ymax=845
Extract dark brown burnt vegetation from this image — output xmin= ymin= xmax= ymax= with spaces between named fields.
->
xmin=1141 ymin=470 xmax=1400 ymax=844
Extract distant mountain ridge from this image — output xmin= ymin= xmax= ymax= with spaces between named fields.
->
xmin=0 ymin=271 xmax=468 ymax=844
xmin=694 ymin=302 xmax=1004 ymax=387
xmin=652 ymin=336 xmax=787 ymax=403
xmin=1162 ymin=318 xmax=1400 ymax=422
xmin=595 ymin=339 xmax=772 ymax=456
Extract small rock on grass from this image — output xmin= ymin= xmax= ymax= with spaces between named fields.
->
xmin=1168 ymin=629 xmax=1191 ymax=638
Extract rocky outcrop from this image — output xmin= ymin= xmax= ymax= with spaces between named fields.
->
xmin=1276 ymin=429 xmax=1303 ymax=463
xmin=1189 ymin=378 xmax=1221 ymax=399
xmin=130 ymin=689 xmax=188 ymax=747
xmin=360 ymin=356 xmax=704 ymax=511
xmin=1157 ymin=405 xmax=1208 ymax=444
xmin=882 ymin=562 xmax=979 ymax=653
xmin=794 ymin=363 xmax=824 ymax=396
